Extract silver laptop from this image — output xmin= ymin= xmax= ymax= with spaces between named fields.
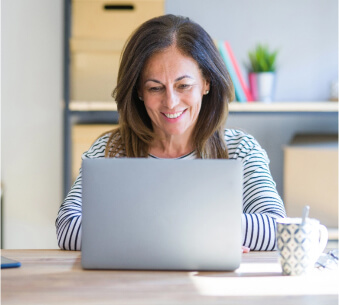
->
xmin=81 ymin=158 xmax=243 ymax=271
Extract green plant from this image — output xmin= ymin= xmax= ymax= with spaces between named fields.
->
xmin=248 ymin=44 xmax=278 ymax=72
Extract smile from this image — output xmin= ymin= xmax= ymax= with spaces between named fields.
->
xmin=163 ymin=110 xmax=185 ymax=119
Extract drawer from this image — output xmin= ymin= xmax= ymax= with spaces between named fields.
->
xmin=72 ymin=0 xmax=165 ymax=40
xmin=284 ymin=136 xmax=338 ymax=228
xmin=71 ymin=50 xmax=120 ymax=101
xmin=70 ymin=39 xmax=124 ymax=101
xmin=72 ymin=124 xmax=118 ymax=181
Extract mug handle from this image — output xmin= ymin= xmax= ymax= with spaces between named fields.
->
xmin=318 ymin=224 xmax=329 ymax=256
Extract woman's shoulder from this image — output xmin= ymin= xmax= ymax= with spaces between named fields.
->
xmin=81 ymin=132 xmax=112 ymax=159
xmin=81 ymin=127 xmax=125 ymax=159
xmin=224 ymin=129 xmax=264 ymax=159
xmin=224 ymin=129 xmax=257 ymax=145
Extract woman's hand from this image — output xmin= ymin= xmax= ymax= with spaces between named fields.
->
xmin=242 ymin=246 xmax=250 ymax=253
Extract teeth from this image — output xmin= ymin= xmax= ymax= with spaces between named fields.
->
xmin=164 ymin=111 xmax=183 ymax=119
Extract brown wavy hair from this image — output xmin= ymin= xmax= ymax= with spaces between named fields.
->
xmin=105 ymin=14 xmax=234 ymax=158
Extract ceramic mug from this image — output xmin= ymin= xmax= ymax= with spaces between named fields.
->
xmin=276 ymin=218 xmax=328 ymax=275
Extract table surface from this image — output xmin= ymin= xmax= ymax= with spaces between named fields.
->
xmin=1 ymin=249 xmax=338 ymax=305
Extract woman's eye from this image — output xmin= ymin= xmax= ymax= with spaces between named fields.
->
xmin=149 ymin=87 xmax=162 ymax=92
xmin=178 ymin=84 xmax=192 ymax=90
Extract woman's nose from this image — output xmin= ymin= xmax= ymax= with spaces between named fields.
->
xmin=163 ymin=88 xmax=179 ymax=109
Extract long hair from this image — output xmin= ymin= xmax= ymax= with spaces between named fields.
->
xmin=105 ymin=14 xmax=234 ymax=158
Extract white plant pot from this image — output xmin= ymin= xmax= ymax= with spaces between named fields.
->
xmin=249 ymin=72 xmax=276 ymax=102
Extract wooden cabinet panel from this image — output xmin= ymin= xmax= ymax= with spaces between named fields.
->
xmin=72 ymin=124 xmax=118 ymax=181
xmin=72 ymin=0 xmax=165 ymax=40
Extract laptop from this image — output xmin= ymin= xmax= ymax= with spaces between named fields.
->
xmin=81 ymin=158 xmax=243 ymax=271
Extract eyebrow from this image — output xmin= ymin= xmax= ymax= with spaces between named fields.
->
xmin=144 ymin=75 xmax=194 ymax=84
xmin=175 ymin=75 xmax=194 ymax=82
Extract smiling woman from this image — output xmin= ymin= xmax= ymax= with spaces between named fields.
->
xmin=56 ymin=14 xmax=286 ymax=251
xmin=106 ymin=14 xmax=234 ymax=159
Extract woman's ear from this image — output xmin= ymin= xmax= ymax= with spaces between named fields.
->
xmin=204 ymin=79 xmax=210 ymax=95
xmin=137 ymin=89 xmax=143 ymax=101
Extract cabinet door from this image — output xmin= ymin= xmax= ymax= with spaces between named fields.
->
xmin=72 ymin=0 xmax=165 ymax=40
xmin=72 ymin=124 xmax=118 ymax=182
xmin=71 ymin=50 xmax=120 ymax=101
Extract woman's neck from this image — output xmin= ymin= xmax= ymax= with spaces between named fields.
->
xmin=149 ymin=136 xmax=194 ymax=159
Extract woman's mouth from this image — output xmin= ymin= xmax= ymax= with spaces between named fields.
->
xmin=162 ymin=109 xmax=186 ymax=119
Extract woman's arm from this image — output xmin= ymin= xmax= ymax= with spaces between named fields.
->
xmin=226 ymin=129 xmax=286 ymax=251
xmin=55 ymin=134 xmax=111 ymax=250
xmin=56 ymin=173 xmax=83 ymax=250
xmin=242 ymin=143 xmax=286 ymax=250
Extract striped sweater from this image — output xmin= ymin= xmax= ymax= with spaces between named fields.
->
xmin=56 ymin=129 xmax=286 ymax=251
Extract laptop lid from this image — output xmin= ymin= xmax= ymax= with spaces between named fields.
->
xmin=81 ymin=158 xmax=243 ymax=271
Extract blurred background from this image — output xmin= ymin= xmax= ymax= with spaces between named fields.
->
xmin=1 ymin=0 xmax=338 ymax=249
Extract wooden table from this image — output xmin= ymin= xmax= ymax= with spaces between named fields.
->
xmin=1 ymin=250 xmax=338 ymax=305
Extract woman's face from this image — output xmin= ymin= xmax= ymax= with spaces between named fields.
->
xmin=138 ymin=46 xmax=210 ymax=140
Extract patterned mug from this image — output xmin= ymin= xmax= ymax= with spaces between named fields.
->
xmin=276 ymin=218 xmax=328 ymax=275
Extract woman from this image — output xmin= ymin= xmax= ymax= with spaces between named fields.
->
xmin=56 ymin=14 xmax=286 ymax=251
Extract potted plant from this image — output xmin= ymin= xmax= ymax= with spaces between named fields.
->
xmin=247 ymin=44 xmax=279 ymax=102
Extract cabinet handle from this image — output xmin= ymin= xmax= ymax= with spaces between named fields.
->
xmin=103 ymin=4 xmax=134 ymax=11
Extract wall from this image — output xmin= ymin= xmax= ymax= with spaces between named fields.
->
xmin=166 ymin=0 xmax=338 ymax=101
xmin=1 ymin=0 xmax=63 ymax=248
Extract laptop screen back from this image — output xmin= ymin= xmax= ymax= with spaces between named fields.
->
xmin=81 ymin=158 xmax=243 ymax=271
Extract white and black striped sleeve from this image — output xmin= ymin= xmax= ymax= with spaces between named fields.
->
xmin=226 ymin=129 xmax=286 ymax=251
xmin=55 ymin=134 xmax=110 ymax=250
